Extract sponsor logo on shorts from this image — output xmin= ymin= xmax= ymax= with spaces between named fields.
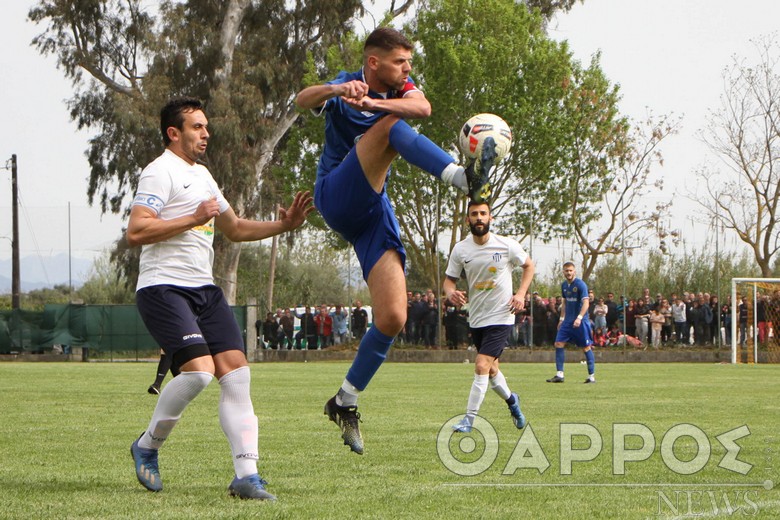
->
xmin=182 ymin=333 xmax=204 ymax=341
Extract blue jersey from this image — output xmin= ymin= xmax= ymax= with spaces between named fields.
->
xmin=316 ymin=69 xmax=419 ymax=177
xmin=561 ymin=278 xmax=590 ymax=324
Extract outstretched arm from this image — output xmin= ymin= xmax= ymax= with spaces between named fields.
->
xmin=216 ymin=191 xmax=314 ymax=242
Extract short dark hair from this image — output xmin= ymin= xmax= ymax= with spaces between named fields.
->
xmin=563 ymin=261 xmax=576 ymax=268
xmin=467 ymin=199 xmax=491 ymax=212
xmin=364 ymin=27 xmax=412 ymax=57
xmin=160 ymin=97 xmax=204 ymax=146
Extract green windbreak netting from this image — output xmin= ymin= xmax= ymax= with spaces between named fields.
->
xmin=0 ymin=304 xmax=247 ymax=354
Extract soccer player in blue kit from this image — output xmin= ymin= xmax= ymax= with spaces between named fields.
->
xmin=547 ymin=262 xmax=596 ymax=383
xmin=295 ymin=27 xmax=494 ymax=454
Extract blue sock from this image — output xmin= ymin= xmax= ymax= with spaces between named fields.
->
xmin=345 ymin=326 xmax=395 ymax=391
xmin=388 ymin=119 xmax=455 ymax=177
xmin=585 ymin=349 xmax=595 ymax=376
xmin=555 ymin=347 xmax=565 ymax=372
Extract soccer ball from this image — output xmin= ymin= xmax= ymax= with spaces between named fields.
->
xmin=458 ymin=113 xmax=512 ymax=161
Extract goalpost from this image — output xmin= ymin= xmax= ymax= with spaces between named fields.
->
xmin=731 ymin=278 xmax=780 ymax=364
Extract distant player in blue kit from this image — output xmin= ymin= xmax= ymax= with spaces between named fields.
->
xmin=295 ymin=27 xmax=495 ymax=454
xmin=547 ymin=262 xmax=596 ymax=384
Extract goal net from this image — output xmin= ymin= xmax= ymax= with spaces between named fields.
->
xmin=731 ymin=278 xmax=780 ymax=364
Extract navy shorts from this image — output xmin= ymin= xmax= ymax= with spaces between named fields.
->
xmin=555 ymin=319 xmax=594 ymax=348
xmin=470 ymin=325 xmax=512 ymax=358
xmin=314 ymin=148 xmax=406 ymax=281
xmin=136 ymin=285 xmax=244 ymax=360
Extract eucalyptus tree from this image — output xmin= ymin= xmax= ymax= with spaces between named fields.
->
xmin=29 ymin=0 xmax=363 ymax=302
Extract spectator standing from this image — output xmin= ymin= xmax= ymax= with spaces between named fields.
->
xmin=649 ymin=308 xmax=665 ymax=349
xmin=280 ymin=309 xmax=295 ymax=349
xmin=605 ymin=292 xmax=619 ymax=330
xmin=314 ymin=305 xmax=334 ymax=349
xmin=756 ymin=295 xmax=767 ymax=345
xmin=624 ymin=299 xmax=637 ymax=338
xmin=634 ymin=297 xmax=651 ymax=345
xmin=592 ymin=298 xmax=608 ymax=334
xmin=262 ymin=312 xmax=280 ymax=350
xmin=700 ymin=296 xmax=713 ymax=344
xmin=672 ymin=298 xmax=687 ymax=344
xmin=658 ymin=298 xmax=673 ymax=344
xmin=738 ymin=297 xmax=749 ymax=346
xmin=295 ymin=306 xmax=317 ymax=350
xmin=351 ymin=301 xmax=369 ymax=341
xmin=408 ymin=292 xmax=427 ymax=344
xmin=331 ymin=304 xmax=349 ymax=345
xmin=544 ymin=298 xmax=560 ymax=346
xmin=721 ymin=299 xmax=732 ymax=346
xmin=685 ymin=294 xmax=696 ymax=345
xmin=443 ymin=298 xmax=461 ymax=349
xmin=531 ymin=294 xmax=547 ymax=346
xmin=709 ymin=295 xmax=721 ymax=345
xmin=422 ymin=294 xmax=439 ymax=347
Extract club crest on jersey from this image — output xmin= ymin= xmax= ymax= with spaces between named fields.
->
xmin=493 ymin=253 xmax=502 ymax=262
xmin=572 ymin=287 xmax=578 ymax=293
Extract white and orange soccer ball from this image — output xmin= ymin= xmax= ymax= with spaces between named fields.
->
xmin=458 ymin=113 xmax=512 ymax=161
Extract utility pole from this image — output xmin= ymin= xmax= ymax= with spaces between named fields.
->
xmin=266 ymin=204 xmax=280 ymax=313
xmin=11 ymin=155 xmax=20 ymax=310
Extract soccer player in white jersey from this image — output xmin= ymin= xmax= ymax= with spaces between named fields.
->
xmin=127 ymin=97 xmax=313 ymax=500
xmin=443 ymin=201 xmax=535 ymax=432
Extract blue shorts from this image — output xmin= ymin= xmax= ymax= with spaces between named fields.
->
xmin=555 ymin=320 xmax=594 ymax=348
xmin=136 ymin=285 xmax=244 ymax=359
xmin=470 ymin=325 xmax=512 ymax=358
xmin=315 ymin=148 xmax=406 ymax=281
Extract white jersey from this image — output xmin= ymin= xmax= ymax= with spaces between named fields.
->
xmin=445 ymin=233 xmax=528 ymax=328
xmin=132 ymin=149 xmax=230 ymax=290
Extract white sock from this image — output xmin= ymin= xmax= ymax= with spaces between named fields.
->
xmin=219 ymin=366 xmax=259 ymax=479
xmin=557 ymin=371 xmax=564 ymax=378
xmin=466 ymin=374 xmax=489 ymax=417
xmin=336 ymin=380 xmax=360 ymax=407
xmin=440 ymin=163 xmax=468 ymax=194
xmin=489 ymin=371 xmax=512 ymax=400
xmin=139 ymin=371 xmax=213 ymax=450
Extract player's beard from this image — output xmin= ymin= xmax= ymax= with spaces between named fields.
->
xmin=470 ymin=221 xmax=490 ymax=237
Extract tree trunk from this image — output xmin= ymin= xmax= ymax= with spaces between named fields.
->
xmin=213 ymin=236 xmax=242 ymax=305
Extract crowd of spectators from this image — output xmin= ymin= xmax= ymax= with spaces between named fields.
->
xmin=255 ymin=301 xmax=369 ymax=350
xmin=255 ymin=288 xmax=780 ymax=350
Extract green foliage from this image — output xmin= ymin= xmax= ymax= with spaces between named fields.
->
xmin=21 ymin=284 xmax=73 ymax=310
xmin=76 ymin=253 xmax=135 ymax=304
xmin=382 ymin=0 xmax=628 ymax=289
xmin=236 ymin=241 xmax=350 ymax=310
xmin=587 ymin=249 xmax=761 ymax=300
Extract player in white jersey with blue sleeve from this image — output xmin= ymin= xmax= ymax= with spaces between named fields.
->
xmin=127 ymin=97 xmax=313 ymax=501
xmin=443 ymin=201 xmax=535 ymax=432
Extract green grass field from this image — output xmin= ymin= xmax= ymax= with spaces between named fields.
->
xmin=0 ymin=361 xmax=778 ymax=519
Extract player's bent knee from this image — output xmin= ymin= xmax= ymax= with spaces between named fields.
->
xmin=374 ymin=313 xmax=405 ymax=337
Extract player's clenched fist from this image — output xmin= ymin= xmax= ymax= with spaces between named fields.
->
xmin=194 ymin=197 xmax=220 ymax=224
xmin=338 ymin=80 xmax=369 ymax=100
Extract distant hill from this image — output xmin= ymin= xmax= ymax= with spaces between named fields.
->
xmin=0 ymin=254 xmax=93 ymax=292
